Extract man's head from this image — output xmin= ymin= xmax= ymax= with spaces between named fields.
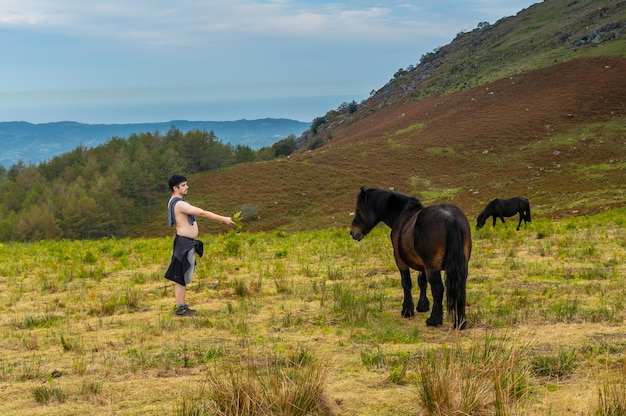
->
xmin=168 ymin=175 xmax=187 ymax=192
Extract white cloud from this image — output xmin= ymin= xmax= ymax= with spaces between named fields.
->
xmin=0 ymin=0 xmax=457 ymax=44
xmin=0 ymin=0 xmax=539 ymax=123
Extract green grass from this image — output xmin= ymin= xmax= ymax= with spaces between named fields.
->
xmin=0 ymin=210 xmax=626 ymax=414
xmin=395 ymin=123 xmax=425 ymax=135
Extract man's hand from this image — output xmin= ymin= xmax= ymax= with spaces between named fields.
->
xmin=231 ymin=211 xmax=242 ymax=229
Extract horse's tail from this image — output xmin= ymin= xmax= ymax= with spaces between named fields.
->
xmin=444 ymin=218 xmax=469 ymax=329
xmin=525 ymin=200 xmax=532 ymax=222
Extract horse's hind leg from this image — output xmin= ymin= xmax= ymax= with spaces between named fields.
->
xmin=399 ymin=267 xmax=415 ymax=317
xmin=425 ymin=270 xmax=444 ymax=327
xmin=416 ymin=271 xmax=430 ymax=313
xmin=516 ymin=214 xmax=523 ymax=230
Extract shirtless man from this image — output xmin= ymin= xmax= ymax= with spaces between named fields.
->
xmin=165 ymin=174 xmax=235 ymax=316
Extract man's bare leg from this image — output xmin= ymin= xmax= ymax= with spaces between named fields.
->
xmin=174 ymin=283 xmax=196 ymax=316
xmin=174 ymin=283 xmax=186 ymax=305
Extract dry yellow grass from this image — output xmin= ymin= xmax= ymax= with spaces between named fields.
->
xmin=0 ymin=211 xmax=625 ymax=415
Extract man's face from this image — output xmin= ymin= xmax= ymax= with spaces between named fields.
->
xmin=175 ymin=181 xmax=189 ymax=195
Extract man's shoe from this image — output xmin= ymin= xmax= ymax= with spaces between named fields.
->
xmin=175 ymin=305 xmax=197 ymax=316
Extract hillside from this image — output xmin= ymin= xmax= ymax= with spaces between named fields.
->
xmin=362 ymin=0 xmax=626 ymax=109
xmin=137 ymin=56 xmax=625 ymax=236
xmin=134 ymin=0 xmax=626 ymax=237
xmin=0 ymin=118 xmax=309 ymax=167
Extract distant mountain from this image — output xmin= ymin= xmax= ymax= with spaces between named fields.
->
xmin=0 ymin=118 xmax=310 ymax=167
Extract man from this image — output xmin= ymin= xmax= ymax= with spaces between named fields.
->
xmin=165 ymin=174 xmax=235 ymax=316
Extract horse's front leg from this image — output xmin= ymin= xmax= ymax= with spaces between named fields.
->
xmin=416 ymin=271 xmax=430 ymax=312
xmin=425 ymin=270 xmax=444 ymax=327
xmin=399 ymin=267 xmax=415 ymax=317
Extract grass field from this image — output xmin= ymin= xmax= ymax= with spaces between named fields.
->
xmin=1 ymin=208 xmax=625 ymax=415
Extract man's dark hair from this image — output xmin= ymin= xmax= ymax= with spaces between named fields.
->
xmin=168 ymin=174 xmax=187 ymax=191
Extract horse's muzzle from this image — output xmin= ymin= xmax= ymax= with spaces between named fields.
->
xmin=350 ymin=229 xmax=364 ymax=241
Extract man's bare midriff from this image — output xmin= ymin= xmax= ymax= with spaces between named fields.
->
xmin=171 ymin=198 xmax=199 ymax=239
xmin=175 ymin=220 xmax=199 ymax=239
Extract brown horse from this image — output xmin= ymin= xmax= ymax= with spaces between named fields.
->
xmin=350 ymin=187 xmax=472 ymax=329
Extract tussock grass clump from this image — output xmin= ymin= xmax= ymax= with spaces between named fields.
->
xmin=592 ymin=379 xmax=626 ymax=416
xmin=177 ymin=351 xmax=333 ymax=416
xmin=60 ymin=334 xmax=84 ymax=353
xmin=32 ymin=385 xmax=68 ymax=405
xmin=530 ymin=348 xmax=578 ymax=379
xmin=360 ymin=346 xmax=386 ymax=370
xmin=80 ymin=380 xmax=103 ymax=399
xmin=13 ymin=313 xmax=61 ymax=329
xmin=415 ymin=333 xmax=532 ymax=415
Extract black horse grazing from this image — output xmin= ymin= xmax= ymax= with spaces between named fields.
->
xmin=350 ymin=187 xmax=472 ymax=329
xmin=476 ymin=196 xmax=531 ymax=231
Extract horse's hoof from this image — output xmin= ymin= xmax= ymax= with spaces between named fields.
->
xmin=401 ymin=309 xmax=415 ymax=318
xmin=426 ymin=317 xmax=442 ymax=327
xmin=416 ymin=301 xmax=430 ymax=313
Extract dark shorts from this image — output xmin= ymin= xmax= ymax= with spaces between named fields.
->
xmin=164 ymin=235 xmax=197 ymax=286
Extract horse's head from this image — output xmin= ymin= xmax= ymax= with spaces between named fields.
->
xmin=350 ymin=187 xmax=377 ymax=241
xmin=475 ymin=213 xmax=486 ymax=230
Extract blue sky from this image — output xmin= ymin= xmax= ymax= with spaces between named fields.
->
xmin=0 ymin=0 xmax=538 ymax=124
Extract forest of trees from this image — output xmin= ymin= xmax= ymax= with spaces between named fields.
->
xmin=0 ymin=127 xmax=296 ymax=241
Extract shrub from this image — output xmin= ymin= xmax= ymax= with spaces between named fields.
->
xmin=240 ymin=204 xmax=259 ymax=221
xmin=308 ymin=137 xmax=324 ymax=151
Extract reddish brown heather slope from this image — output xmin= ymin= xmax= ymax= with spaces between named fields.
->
xmin=139 ymin=57 xmax=626 ymax=237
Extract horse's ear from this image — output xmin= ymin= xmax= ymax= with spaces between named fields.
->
xmin=360 ymin=186 xmax=365 ymax=192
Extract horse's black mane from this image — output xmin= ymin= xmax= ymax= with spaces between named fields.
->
xmin=362 ymin=188 xmax=424 ymax=227
xmin=404 ymin=196 xmax=424 ymax=208
xmin=480 ymin=200 xmax=497 ymax=217
xmin=366 ymin=188 xmax=424 ymax=210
